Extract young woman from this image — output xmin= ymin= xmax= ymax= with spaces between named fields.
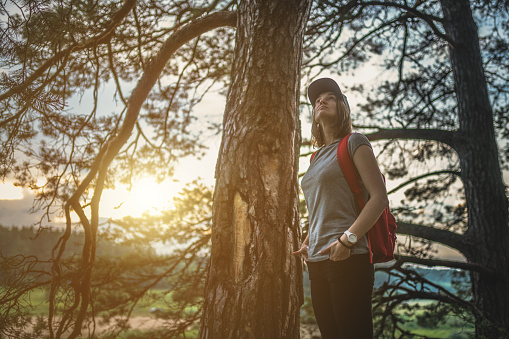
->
xmin=292 ymin=78 xmax=389 ymax=339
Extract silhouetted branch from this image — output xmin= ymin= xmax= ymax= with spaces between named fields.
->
xmin=0 ymin=0 xmax=138 ymax=103
xmin=388 ymin=170 xmax=462 ymax=194
xmin=366 ymin=128 xmax=461 ymax=149
xmin=395 ymin=254 xmax=493 ymax=276
xmin=397 ymin=221 xmax=469 ymax=255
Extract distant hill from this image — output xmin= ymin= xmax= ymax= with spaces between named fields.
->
xmin=0 ymin=224 xmax=143 ymax=259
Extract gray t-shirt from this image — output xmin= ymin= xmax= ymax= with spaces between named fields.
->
xmin=301 ymin=133 xmax=372 ymax=262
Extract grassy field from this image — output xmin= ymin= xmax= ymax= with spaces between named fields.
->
xmin=7 ymin=288 xmax=474 ymax=338
xmin=394 ymin=309 xmax=474 ymax=338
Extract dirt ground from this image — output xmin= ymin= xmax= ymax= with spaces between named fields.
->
xmin=107 ymin=318 xmax=321 ymax=338
xmin=114 ymin=319 xmax=321 ymax=338
xmin=25 ymin=317 xmax=321 ymax=338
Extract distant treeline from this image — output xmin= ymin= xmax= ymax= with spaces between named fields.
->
xmin=0 ymin=225 xmax=139 ymax=260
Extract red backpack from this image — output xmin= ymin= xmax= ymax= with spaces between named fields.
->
xmin=310 ymin=133 xmax=397 ymax=263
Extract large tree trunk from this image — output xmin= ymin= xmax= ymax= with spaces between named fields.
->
xmin=440 ymin=0 xmax=509 ymax=337
xmin=198 ymin=1 xmax=311 ymax=338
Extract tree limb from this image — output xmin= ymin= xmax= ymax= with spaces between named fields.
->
xmin=377 ymin=290 xmax=482 ymax=319
xmin=365 ymin=128 xmax=461 ymax=149
xmin=394 ymin=254 xmax=493 ymax=275
xmin=397 ymin=221 xmax=472 ymax=257
xmin=397 ymin=221 xmax=469 ymax=255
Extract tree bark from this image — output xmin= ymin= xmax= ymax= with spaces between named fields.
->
xmin=199 ymin=0 xmax=311 ymax=338
xmin=440 ymin=0 xmax=509 ymax=337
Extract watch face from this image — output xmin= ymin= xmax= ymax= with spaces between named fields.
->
xmin=347 ymin=234 xmax=357 ymax=243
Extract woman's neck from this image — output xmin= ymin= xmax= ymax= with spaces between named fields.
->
xmin=322 ymin=124 xmax=336 ymax=146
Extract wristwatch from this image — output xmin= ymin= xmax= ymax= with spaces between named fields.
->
xmin=344 ymin=230 xmax=358 ymax=245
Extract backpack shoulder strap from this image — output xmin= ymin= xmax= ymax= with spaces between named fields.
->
xmin=337 ymin=133 xmax=366 ymax=209
xmin=310 ymin=151 xmax=317 ymax=163
xmin=310 ymin=147 xmax=321 ymax=163
xmin=338 ymin=133 xmax=376 ymax=263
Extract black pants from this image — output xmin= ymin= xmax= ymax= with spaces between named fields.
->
xmin=307 ymin=254 xmax=374 ymax=339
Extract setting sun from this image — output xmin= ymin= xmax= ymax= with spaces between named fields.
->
xmin=100 ymin=177 xmax=183 ymax=218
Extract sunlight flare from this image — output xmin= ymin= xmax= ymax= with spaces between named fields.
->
xmin=101 ymin=177 xmax=182 ymax=218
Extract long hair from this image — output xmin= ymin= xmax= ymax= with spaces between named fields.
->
xmin=311 ymin=95 xmax=352 ymax=148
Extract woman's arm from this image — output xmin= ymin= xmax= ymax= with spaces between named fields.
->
xmin=320 ymin=144 xmax=388 ymax=260
xmin=345 ymin=144 xmax=389 ymax=240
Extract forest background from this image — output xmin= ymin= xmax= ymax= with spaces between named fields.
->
xmin=0 ymin=0 xmax=508 ymax=338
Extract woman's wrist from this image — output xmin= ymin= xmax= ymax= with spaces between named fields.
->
xmin=338 ymin=234 xmax=354 ymax=249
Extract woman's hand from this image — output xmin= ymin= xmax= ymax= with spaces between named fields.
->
xmin=292 ymin=244 xmax=309 ymax=261
xmin=319 ymin=240 xmax=351 ymax=261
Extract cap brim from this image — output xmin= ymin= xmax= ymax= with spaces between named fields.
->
xmin=307 ymin=78 xmax=343 ymax=106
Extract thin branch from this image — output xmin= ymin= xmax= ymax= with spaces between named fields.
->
xmin=107 ymin=41 xmax=128 ymax=106
xmin=306 ymin=14 xmax=406 ymax=69
xmin=0 ymin=51 xmax=72 ymax=128
xmin=0 ymin=0 xmax=138 ymax=102
xmin=112 ymin=235 xmax=210 ymax=337
xmin=132 ymin=6 xmax=147 ymax=70
xmin=161 ymin=37 xmax=201 ymax=147
xmin=388 ymin=170 xmax=461 ymax=194
xmin=359 ymin=1 xmax=456 ymax=46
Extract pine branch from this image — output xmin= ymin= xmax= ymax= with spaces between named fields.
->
xmin=388 ymin=170 xmax=462 ymax=194
xmin=305 ymin=14 xmax=406 ymax=69
xmin=359 ymin=1 xmax=456 ymax=46
xmin=0 ymin=0 xmax=138 ymax=103
xmin=377 ymin=290 xmax=481 ymax=319
xmin=396 ymin=221 xmax=469 ymax=255
xmin=394 ymin=254 xmax=493 ymax=275
xmin=365 ymin=128 xmax=461 ymax=149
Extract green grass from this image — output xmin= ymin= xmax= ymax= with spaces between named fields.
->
xmin=5 ymin=288 xmax=475 ymax=338
xmin=132 ymin=289 xmax=201 ymax=317
xmin=405 ymin=321 xmax=474 ymax=338
xmin=301 ymin=296 xmax=474 ymax=338
xmin=1 ymin=288 xmax=50 ymax=316
xmin=392 ymin=306 xmax=475 ymax=338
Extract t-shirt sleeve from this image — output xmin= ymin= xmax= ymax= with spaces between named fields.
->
xmin=348 ymin=132 xmax=372 ymax=158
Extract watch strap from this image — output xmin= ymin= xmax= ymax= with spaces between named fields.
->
xmin=338 ymin=235 xmax=354 ymax=249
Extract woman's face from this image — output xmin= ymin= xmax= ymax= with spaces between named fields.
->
xmin=314 ymin=91 xmax=338 ymax=126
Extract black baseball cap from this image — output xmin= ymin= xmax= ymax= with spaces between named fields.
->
xmin=307 ymin=78 xmax=343 ymax=105
xmin=307 ymin=77 xmax=350 ymax=114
